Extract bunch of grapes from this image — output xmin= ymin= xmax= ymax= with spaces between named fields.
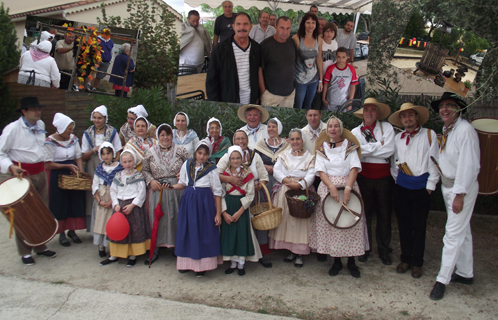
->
xmin=303 ymin=195 xmax=316 ymax=212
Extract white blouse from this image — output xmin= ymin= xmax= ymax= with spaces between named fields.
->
xmin=110 ymin=171 xmax=146 ymax=208
xmin=178 ymin=162 xmax=223 ymax=197
xmin=221 ymin=169 xmax=255 ymax=212
xmin=44 ymin=135 xmax=82 ymax=162
xmin=217 ymin=151 xmax=269 ymax=182
xmin=81 ymin=132 xmax=123 ymax=153
xmin=315 ymin=139 xmax=361 ymax=177
xmin=273 ymin=150 xmax=315 ymax=190
xmin=92 ymin=162 xmax=120 ymax=195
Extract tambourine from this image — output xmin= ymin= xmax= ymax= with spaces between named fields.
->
xmin=322 ymin=187 xmax=364 ymax=229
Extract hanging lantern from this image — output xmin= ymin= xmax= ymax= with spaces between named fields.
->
xmin=412 ymin=37 xmax=417 ymax=45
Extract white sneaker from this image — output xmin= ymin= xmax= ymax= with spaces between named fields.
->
xmin=284 ymin=253 xmax=296 ymax=262
xmin=72 ymin=85 xmax=79 ymax=92
xmin=295 ymin=256 xmax=304 ymax=268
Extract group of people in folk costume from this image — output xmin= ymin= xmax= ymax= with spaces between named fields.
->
xmin=0 ymin=92 xmax=479 ymax=300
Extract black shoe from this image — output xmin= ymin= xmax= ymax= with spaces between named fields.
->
xmin=196 ymin=271 xmax=205 ymax=277
xmin=450 ymin=273 xmax=474 ymax=285
xmin=100 ymin=258 xmax=118 ymax=266
xmin=225 ymin=267 xmax=236 ymax=275
xmin=238 ymin=268 xmax=245 ymax=277
xmin=379 ymin=253 xmax=392 ymax=265
xmin=284 ymin=253 xmax=296 ymax=262
xmin=178 ymin=270 xmax=189 ymax=274
xmin=144 ymin=254 xmax=159 ymax=265
xmin=22 ymin=256 xmax=35 ymax=265
xmin=358 ymin=253 xmax=369 ymax=262
xmin=59 ymin=234 xmax=71 ymax=247
xmin=430 ymin=282 xmax=446 ymax=300
xmin=259 ymin=257 xmax=272 ymax=268
xmin=328 ymin=262 xmax=343 ymax=276
xmin=36 ymin=250 xmax=57 ymax=258
xmin=67 ymin=230 xmax=82 ymax=244
xmin=348 ymin=264 xmax=361 ymax=278
xmin=126 ymin=259 xmax=136 ymax=267
xmin=317 ymin=253 xmax=327 ymax=262
xmin=99 ymin=249 xmax=106 ymax=258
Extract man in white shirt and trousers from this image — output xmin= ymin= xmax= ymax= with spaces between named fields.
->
xmin=388 ymin=103 xmax=439 ymax=279
xmin=0 ymin=97 xmax=57 ymax=265
xmin=429 ymin=92 xmax=480 ymax=300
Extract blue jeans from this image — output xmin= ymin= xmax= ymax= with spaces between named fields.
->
xmin=294 ymin=81 xmax=319 ymax=109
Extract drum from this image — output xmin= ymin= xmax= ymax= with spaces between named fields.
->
xmin=471 ymin=118 xmax=498 ymax=195
xmin=0 ymin=176 xmax=58 ymax=246
xmin=322 ymin=187 xmax=364 ymax=229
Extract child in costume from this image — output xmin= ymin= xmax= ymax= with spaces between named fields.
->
xmin=100 ymin=150 xmax=150 ymax=267
xmin=91 ymin=142 xmax=123 ymax=257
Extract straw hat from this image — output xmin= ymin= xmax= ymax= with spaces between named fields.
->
xmin=314 ymin=129 xmax=361 ymax=159
xmin=388 ymin=103 xmax=430 ymax=128
xmin=354 ymin=98 xmax=391 ymax=120
xmin=237 ymin=104 xmax=270 ymax=123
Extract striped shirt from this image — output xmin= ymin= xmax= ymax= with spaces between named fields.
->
xmin=232 ymin=41 xmax=251 ymax=104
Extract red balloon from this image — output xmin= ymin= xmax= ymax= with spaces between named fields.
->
xmin=106 ymin=212 xmax=130 ymax=241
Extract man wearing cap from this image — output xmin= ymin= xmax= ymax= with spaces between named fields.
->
xmin=206 ymin=12 xmax=261 ymax=104
xmin=238 ymin=105 xmax=270 ymax=150
xmin=388 ymin=103 xmax=439 ymax=279
xmin=429 ymin=92 xmax=480 ymax=301
xmin=351 ymin=98 xmax=395 ymax=265
xmin=0 ymin=97 xmax=57 ymax=265
xmin=119 ymin=105 xmax=157 ymax=146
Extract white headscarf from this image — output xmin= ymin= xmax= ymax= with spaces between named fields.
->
xmin=174 ymin=112 xmax=190 ymax=127
xmin=134 ymin=116 xmax=150 ymax=131
xmin=206 ymin=117 xmax=222 ymax=137
xmin=227 ymin=145 xmax=243 ymax=159
xmin=91 ymin=105 xmax=108 ymax=123
xmin=40 ymin=31 xmax=53 ymax=42
xmin=268 ymin=117 xmax=283 ymax=135
xmin=156 ymin=123 xmax=173 ymax=140
xmin=120 ymin=149 xmax=136 ymax=164
xmin=98 ymin=141 xmax=116 ymax=161
xmin=53 ymin=113 xmax=75 ymax=134
xmin=36 ymin=40 xmax=52 ymax=53
xmin=195 ymin=138 xmax=212 ymax=156
xmin=127 ymin=104 xmax=148 ymax=118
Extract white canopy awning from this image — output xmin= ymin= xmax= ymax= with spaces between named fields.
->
xmin=185 ymin=0 xmax=372 ymax=14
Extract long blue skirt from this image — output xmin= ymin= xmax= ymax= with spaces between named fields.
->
xmin=174 ymin=187 xmax=220 ymax=259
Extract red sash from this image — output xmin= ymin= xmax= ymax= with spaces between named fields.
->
xmin=12 ymin=162 xmax=45 ymax=175
xmin=359 ymin=162 xmax=391 ymax=179
xmin=222 ymin=171 xmax=255 ymax=195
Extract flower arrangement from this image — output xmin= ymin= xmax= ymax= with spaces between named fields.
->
xmin=74 ymin=25 xmax=103 ymax=88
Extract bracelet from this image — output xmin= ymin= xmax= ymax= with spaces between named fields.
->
xmin=345 ymin=186 xmax=352 ymax=190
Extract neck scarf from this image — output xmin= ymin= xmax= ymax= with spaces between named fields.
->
xmin=95 ymin=162 xmax=124 ymax=186
xmin=246 ymin=123 xmax=261 ymax=142
xmin=30 ymin=48 xmax=50 ymax=62
xmin=440 ymin=117 xmax=458 ymax=153
xmin=400 ymin=126 xmax=421 ymax=146
xmin=360 ymin=120 xmax=376 ymax=139
xmin=308 ymin=124 xmax=322 ymax=142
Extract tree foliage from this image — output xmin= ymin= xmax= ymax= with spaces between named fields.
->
xmin=0 ymin=2 xmax=21 ymax=131
xmin=97 ymin=0 xmax=180 ymax=87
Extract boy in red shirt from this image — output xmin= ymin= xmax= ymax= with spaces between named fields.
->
xmin=322 ymin=47 xmax=358 ymax=111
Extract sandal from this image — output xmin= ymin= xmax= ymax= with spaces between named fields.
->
xmin=67 ymin=230 xmax=82 ymax=244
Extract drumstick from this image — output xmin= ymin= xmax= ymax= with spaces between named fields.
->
xmin=396 ymin=161 xmax=406 ymax=175
xmin=338 ymin=200 xmax=360 ymax=221
xmin=430 ymin=156 xmax=445 ymax=178
xmin=17 ymin=161 xmax=23 ymax=179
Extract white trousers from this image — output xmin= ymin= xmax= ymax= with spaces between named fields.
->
xmin=436 ymin=181 xmax=478 ymax=284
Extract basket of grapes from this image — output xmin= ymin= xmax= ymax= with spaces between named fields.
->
xmin=285 ymin=179 xmax=320 ymax=219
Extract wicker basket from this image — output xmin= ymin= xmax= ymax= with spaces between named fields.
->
xmin=58 ymin=171 xmax=92 ymax=191
xmin=250 ymin=184 xmax=282 ymax=231
xmin=285 ymin=180 xmax=320 ymax=219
